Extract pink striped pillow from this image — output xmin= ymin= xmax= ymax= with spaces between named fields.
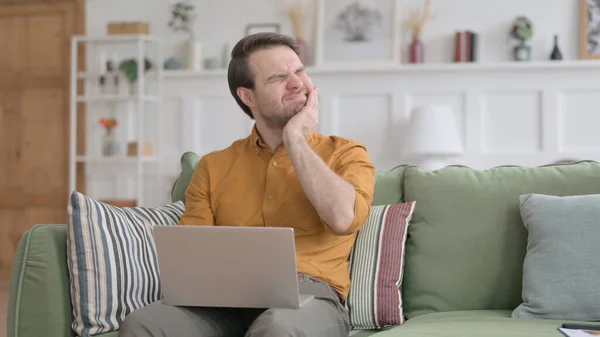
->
xmin=346 ymin=201 xmax=416 ymax=329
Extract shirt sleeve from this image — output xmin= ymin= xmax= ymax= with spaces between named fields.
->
xmin=179 ymin=156 xmax=215 ymax=226
xmin=323 ymin=141 xmax=376 ymax=236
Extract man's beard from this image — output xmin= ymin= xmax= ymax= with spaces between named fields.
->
xmin=259 ymin=95 xmax=306 ymax=130
xmin=261 ymin=107 xmax=298 ymax=129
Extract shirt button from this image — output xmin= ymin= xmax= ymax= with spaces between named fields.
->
xmin=268 ymin=194 xmax=274 ymax=200
xmin=272 ymin=161 xmax=278 ymax=167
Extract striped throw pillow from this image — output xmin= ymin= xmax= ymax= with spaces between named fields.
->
xmin=66 ymin=191 xmax=185 ymax=337
xmin=346 ymin=201 xmax=416 ymax=329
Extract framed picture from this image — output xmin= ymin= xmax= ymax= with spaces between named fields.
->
xmin=245 ymin=23 xmax=281 ymax=36
xmin=314 ymin=0 xmax=402 ymax=67
xmin=579 ymin=0 xmax=600 ymax=59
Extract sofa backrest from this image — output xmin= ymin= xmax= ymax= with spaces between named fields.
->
xmin=170 ymin=153 xmax=600 ymax=320
xmin=171 ymin=152 xmax=411 ymax=206
xmin=7 ymin=224 xmax=75 ymax=337
xmin=398 ymin=160 xmax=600 ymax=319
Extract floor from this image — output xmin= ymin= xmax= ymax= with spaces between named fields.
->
xmin=1 ymin=282 xmax=7 ymax=337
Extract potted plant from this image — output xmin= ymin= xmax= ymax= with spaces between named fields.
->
xmin=511 ymin=16 xmax=533 ymax=61
xmin=168 ymin=1 xmax=201 ymax=70
xmin=118 ymin=58 xmax=153 ymax=94
xmin=99 ymin=117 xmax=119 ymax=156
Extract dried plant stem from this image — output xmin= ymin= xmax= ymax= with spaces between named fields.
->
xmin=289 ymin=6 xmax=305 ymax=39
xmin=406 ymin=0 xmax=435 ymax=39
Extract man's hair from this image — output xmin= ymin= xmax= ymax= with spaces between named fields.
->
xmin=227 ymin=32 xmax=300 ymax=119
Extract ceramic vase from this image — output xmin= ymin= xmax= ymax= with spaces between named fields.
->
xmin=296 ymin=37 xmax=309 ymax=65
xmin=102 ymin=128 xmax=118 ymax=156
xmin=186 ymin=38 xmax=204 ymax=70
xmin=409 ymin=37 xmax=424 ymax=64
xmin=514 ymin=44 xmax=531 ymax=61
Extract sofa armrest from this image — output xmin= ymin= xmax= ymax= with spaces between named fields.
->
xmin=7 ymin=224 xmax=74 ymax=337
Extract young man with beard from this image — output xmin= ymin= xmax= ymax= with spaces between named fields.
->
xmin=119 ymin=32 xmax=376 ymax=337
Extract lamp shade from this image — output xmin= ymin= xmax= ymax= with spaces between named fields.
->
xmin=403 ymin=104 xmax=464 ymax=156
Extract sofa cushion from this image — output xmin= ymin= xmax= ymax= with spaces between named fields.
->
xmin=512 ymin=193 xmax=600 ymax=321
xmin=373 ymin=310 xmax=577 ymax=337
xmin=347 ymin=201 xmax=416 ymax=329
xmin=67 ymin=191 xmax=185 ymax=337
xmin=372 ymin=165 xmax=409 ymax=206
xmin=401 ymin=161 xmax=600 ymax=319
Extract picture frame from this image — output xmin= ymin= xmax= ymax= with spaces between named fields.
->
xmin=245 ymin=23 xmax=281 ymax=36
xmin=579 ymin=0 xmax=600 ymax=59
xmin=313 ymin=0 xmax=402 ymax=67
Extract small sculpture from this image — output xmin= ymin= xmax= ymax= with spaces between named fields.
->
xmin=511 ymin=16 xmax=533 ymax=61
xmin=549 ymin=34 xmax=563 ymax=60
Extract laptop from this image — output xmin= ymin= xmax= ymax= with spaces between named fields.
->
xmin=153 ymin=225 xmax=314 ymax=309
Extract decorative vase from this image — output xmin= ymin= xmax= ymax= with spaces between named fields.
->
xmin=409 ymin=37 xmax=424 ymax=64
xmin=514 ymin=43 xmax=531 ymax=61
xmin=102 ymin=128 xmax=118 ymax=156
xmin=296 ymin=37 xmax=309 ymax=65
xmin=549 ymin=34 xmax=563 ymax=60
xmin=185 ymin=38 xmax=203 ymax=70
xmin=128 ymin=81 xmax=137 ymax=95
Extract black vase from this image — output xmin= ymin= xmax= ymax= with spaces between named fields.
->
xmin=550 ymin=34 xmax=563 ymax=60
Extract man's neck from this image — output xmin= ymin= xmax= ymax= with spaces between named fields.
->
xmin=255 ymin=122 xmax=284 ymax=152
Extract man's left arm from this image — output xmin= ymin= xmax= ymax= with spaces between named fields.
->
xmin=284 ymin=136 xmax=376 ymax=235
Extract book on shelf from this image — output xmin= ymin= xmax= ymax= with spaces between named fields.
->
xmin=454 ymin=30 xmax=478 ymax=62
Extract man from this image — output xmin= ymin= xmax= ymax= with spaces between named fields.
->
xmin=120 ymin=32 xmax=376 ymax=337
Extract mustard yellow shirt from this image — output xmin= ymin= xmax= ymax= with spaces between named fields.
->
xmin=180 ymin=126 xmax=376 ymax=300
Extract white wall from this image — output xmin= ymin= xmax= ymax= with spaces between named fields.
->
xmin=87 ymin=0 xmax=580 ymax=64
xmin=79 ymin=0 xmax=600 ymax=207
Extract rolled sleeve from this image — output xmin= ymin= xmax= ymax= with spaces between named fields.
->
xmin=179 ymin=156 xmax=215 ymax=226
xmin=323 ymin=141 xmax=376 ymax=235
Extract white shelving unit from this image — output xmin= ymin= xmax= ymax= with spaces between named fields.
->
xmin=69 ymin=34 xmax=164 ymax=207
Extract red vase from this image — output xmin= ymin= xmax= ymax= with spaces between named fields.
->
xmin=409 ymin=37 xmax=424 ymax=64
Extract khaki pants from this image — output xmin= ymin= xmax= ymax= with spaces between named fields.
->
xmin=119 ymin=274 xmax=350 ymax=337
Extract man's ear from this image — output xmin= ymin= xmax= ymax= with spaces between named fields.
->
xmin=237 ymin=87 xmax=256 ymax=108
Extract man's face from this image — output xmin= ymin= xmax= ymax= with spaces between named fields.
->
xmin=246 ymin=46 xmax=314 ymax=129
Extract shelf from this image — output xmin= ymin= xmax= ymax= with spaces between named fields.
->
xmin=76 ymin=95 xmax=160 ymax=103
xmin=78 ymin=71 xmax=164 ymax=79
xmin=159 ymin=60 xmax=600 ymax=78
xmin=70 ymin=34 xmax=165 ymax=207
xmin=72 ymin=34 xmax=161 ymax=44
xmin=76 ymin=155 xmax=159 ymax=163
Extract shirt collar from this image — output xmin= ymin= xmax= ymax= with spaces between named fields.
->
xmin=249 ymin=124 xmax=317 ymax=152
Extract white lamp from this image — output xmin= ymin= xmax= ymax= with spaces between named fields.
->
xmin=402 ymin=104 xmax=464 ymax=170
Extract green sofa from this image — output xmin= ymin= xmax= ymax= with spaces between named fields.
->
xmin=7 ymin=158 xmax=600 ymax=337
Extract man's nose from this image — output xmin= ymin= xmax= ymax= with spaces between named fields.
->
xmin=287 ymin=74 xmax=303 ymax=89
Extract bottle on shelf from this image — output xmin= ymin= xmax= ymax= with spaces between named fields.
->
xmin=549 ymin=34 xmax=563 ymax=61
xmin=102 ymin=54 xmax=121 ymax=95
